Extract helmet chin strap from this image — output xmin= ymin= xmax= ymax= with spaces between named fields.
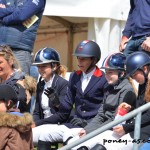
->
xmin=50 ymin=62 xmax=60 ymax=76
xmin=112 ymin=70 xmax=125 ymax=86
xmin=85 ymin=58 xmax=97 ymax=74
xmin=118 ymin=70 xmax=126 ymax=81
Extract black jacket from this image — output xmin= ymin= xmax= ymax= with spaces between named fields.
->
xmin=123 ymin=81 xmax=150 ymax=140
xmin=0 ymin=0 xmax=46 ymax=52
xmin=33 ymin=74 xmax=68 ymax=126
xmin=123 ymin=0 xmax=150 ymax=38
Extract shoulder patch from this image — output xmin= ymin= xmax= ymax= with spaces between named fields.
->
xmin=93 ymin=67 xmax=102 ymax=77
xmin=75 ymin=70 xmax=82 ymax=75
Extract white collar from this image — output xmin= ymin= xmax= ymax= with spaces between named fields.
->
xmin=82 ymin=67 xmax=96 ymax=79
xmin=44 ymin=74 xmax=55 ymax=87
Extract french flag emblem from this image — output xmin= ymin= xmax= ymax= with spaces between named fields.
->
xmin=78 ymin=40 xmax=89 ymax=50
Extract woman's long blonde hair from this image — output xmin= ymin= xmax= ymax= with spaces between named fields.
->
xmin=144 ymin=80 xmax=150 ymax=102
xmin=128 ymin=77 xmax=138 ymax=96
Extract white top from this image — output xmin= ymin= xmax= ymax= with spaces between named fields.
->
xmin=41 ymin=75 xmax=55 ymax=118
xmin=81 ymin=67 xmax=96 ymax=92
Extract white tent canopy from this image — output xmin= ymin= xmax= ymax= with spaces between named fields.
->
xmin=44 ymin=0 xmax=130 ymax=66
xmin=44 ymin=0 xmax=129 ymax=20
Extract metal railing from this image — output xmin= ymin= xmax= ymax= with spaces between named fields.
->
xmin=59 ymin=102 xmax=150 ymax=150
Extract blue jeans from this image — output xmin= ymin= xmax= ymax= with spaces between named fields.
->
xmin=139 ymin=138 xmax=150 ymax=150
xmin=13 ymin=50 xmax=32 ymax=75
xmin=123 ymin=36 xmax=150 ymax=57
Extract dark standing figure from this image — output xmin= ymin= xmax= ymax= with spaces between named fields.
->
xmin=119 ymin=0 xmax=150 ymax=56
xmin=0 ymin=0 xmax=46 ymax=74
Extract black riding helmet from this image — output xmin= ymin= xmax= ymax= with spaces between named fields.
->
xmin=126 ymin=52 xmax=150 ymax=77
xmin=73 ymin=40 xmax=101 ymax=62
xmin=73 ymin=40 xmax=101 ymax=73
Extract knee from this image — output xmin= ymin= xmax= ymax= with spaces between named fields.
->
xmin=63 ymin=136 xmax=73 ymax=145
xmin=37 ymin=140 xmax=51 ymax=150
xmin=90 ymin=144 xmax=106 ymax=150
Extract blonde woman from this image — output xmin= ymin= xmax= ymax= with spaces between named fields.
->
xmin=0 ymin=45 xmax=30 ymax=112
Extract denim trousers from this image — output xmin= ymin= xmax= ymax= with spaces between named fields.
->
xmin=123 ymin=36 xmax=150 ymax=57
xmin=13 ymin=50 xmax=32 ymax=75
xmin=139 ymin=138 xmax=150 ymax=150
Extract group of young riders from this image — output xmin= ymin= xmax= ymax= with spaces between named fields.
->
xmin=0 ymin=40 xmax=150 ymax=150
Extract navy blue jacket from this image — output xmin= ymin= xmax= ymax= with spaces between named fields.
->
xmin=0 ymin=0 xmax=45 ymax=52
xmin=33 ymin=74 xmax=69 ymax=126
xmin=123 ymin=0 xmax=150 ymax=38
xmin=34 ymin=67 xmax=107 ymax=127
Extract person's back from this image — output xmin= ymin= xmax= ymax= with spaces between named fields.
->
xmin=17 ymin=74 xmax=37 ymax=113
xmin=0 ymin=112 xmax=33 ymax=150
xmin=0 ymin=0 xmax=46 ymax=74
xmin=0 ymin=84 xmax=34 ymax=150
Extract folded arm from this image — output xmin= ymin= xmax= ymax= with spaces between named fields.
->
xmin=1 ymin=0 xmax=45 ymax=25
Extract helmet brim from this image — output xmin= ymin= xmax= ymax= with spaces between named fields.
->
xmin=101 ymin=66 xmax=125 ymax=71
xmin=126 ymin=62 xmax=150 ymax=78
xmin=72 ymin=53 xmax=95 ymax=58
xmin=32 ymin=60 xmax=60 ymax=65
